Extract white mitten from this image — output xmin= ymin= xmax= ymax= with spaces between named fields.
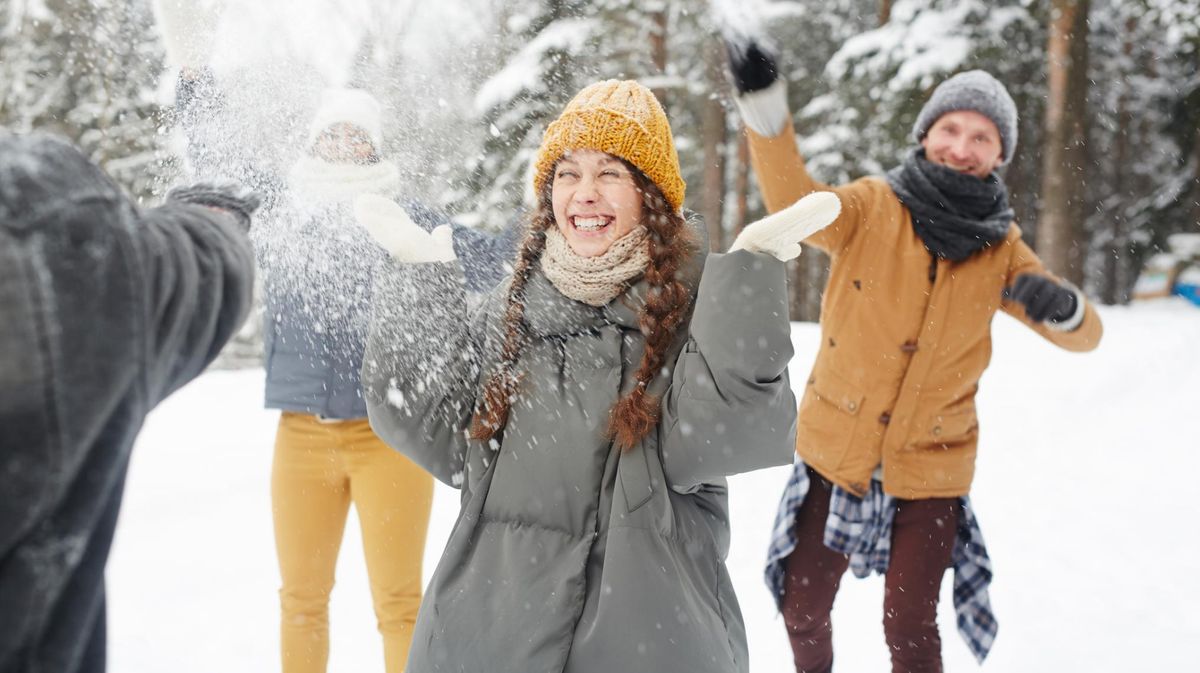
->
xmin=354 ymin=194 xmax=457 ymax=264
xmin=728 ymin=191 xmax=841 ymax=261
xmin=152 ymin=0 xmax=223 ymax=68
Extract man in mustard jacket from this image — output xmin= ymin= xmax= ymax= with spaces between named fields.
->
xmin=726 ymin=42 xmax=1102 ymax=673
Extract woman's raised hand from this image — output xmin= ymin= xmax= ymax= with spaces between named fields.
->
xmin=151 ymin=0 xmax=223 ymax=69
xmin=353 ymin=194 xmax=457 ymax=264
xmin=728 ymin=191 xmax=841 ymax=262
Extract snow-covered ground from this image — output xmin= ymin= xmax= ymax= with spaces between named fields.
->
xmin=108 ymin=299 xmax=1200 ymax=672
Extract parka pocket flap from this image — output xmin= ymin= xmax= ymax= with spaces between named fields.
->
xmin=619 ymin=439 xmax=655 ymax=513
xmin=811 ymin=371 xmax=864 ymax=416
xmin=925 ymin=408 xmax=979 ymax=441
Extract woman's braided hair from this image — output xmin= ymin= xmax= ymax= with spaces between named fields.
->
xmin=469 ymin=158 xmax=696 ymax=450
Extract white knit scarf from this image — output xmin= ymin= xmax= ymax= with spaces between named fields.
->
xmin=287 ymin=155 xmax=402 ymax=202
xmin=541 ymin=225 xmax=651 ymax=307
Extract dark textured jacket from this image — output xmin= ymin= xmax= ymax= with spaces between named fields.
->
xmin=0 ymin=133 xmax=255 ymax=673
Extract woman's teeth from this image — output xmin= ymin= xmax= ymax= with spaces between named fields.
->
xmin=573 ymin=217 xmax=609 ymax=232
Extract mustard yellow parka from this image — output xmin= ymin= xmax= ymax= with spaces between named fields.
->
xmin=747 ymin=120 xmax=1103 ymax=499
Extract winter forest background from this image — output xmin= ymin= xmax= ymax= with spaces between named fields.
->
xmin=3 ymin=2 xmax=1199 ymax=670
xmin=2 ymin=0 xmax=1199 ymax=348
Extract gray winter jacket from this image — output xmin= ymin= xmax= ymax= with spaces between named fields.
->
xmin=362 ymin=229 xmax=797 ymax=672
xmin=0 ymin=133 xmax=255 ymax=673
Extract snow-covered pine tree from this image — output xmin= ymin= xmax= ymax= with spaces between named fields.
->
xmin=1082 ymin=0 xmax=1180 ymax=303
xmin=448 ymin=0 xmax=595 ymax=230
xmin=1 ymin=0 xmax=170 ymax=201
xmin=1151 ymin=0 xmax=1200 ymax=254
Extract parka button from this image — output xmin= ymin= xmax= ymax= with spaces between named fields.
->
xmin=932 ymin=425 xmax=942 ymax=436
xmin=879 ymin=412 xmax=891 ymax=425
xmin=901 ymin=340 xmax=919 ymax=353
xmin=847 ymin=401 xmax=858 ymax=412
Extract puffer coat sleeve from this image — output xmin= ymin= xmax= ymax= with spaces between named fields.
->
xmin=361 ymin=259 xmax=492 ymax=486
xmin=659 ymin=249 xmax=798 ymax=492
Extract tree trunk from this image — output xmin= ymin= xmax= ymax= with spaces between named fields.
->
xmin=788 ymin=252 xmax=829 ymax=322
xmin=1102 ymin=16 xmax=1136 ymax=305
xmin=700 ymin=37 xmax=727 ymax=251
xmin=788 ymin=259 xmax=805 ymax=321
xmin=1036 ymin=0 xmax=1091 ymax=286
xmin=733 ymin=133 xmax=749 ymax=239
xmin=1192 ymin=121 xmax=1200 ymax=233
xmin=879 ymin=0 xmax=892 ymax=25
xmin=648 ymin=6 xmax=669 ymax=105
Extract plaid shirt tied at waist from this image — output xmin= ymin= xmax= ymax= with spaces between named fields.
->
xmin=765 ymin=459 xmax=998 ymax=663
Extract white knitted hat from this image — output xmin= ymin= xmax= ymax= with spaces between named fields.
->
xmin=306 ymin=88 xmax=384 ymax=152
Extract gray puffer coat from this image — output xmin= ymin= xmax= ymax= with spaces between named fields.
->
xmin=362 ymin=232 xmax=797 ymax=673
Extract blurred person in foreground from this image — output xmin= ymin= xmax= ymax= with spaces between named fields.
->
xmin=0 ymin=132 xmax=259 ymax=673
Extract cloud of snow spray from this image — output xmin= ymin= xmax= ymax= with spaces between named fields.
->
xmin=165 ymin=0 xmax=507 ymax=373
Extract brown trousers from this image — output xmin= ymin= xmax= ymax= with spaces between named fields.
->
xmin=272 ymin=412 xmax=434 ymax=673
xmin=782 ymin=467 xmax=958 ymax=673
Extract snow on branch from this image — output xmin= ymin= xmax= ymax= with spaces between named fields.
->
xmin=825 ymin=0 xmax=979 ymax=91
xmin=473 ymin=18 xmax=595 ymax=117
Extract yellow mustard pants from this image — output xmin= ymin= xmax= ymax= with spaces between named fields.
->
xmin=271 ymin=412 xmax=433 ymax=673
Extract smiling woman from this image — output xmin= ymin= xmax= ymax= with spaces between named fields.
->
xmin=355 ymin=79 xmax=840 ymax=673
xmin=550 ymin=150 xmax=643 ymax=257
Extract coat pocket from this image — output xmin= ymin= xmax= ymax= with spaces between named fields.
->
xmin=908 ymin=407 xmax=979 ymax=450
xmin=795 ymin=368 xmax=864 ymax=468
xmin=810 ymin=369 xmax=865 ymax=416
xmin=409 ymin=519 xmax=590 ymax=672
xmin=566 ymin=526 xmax=738 ymax=673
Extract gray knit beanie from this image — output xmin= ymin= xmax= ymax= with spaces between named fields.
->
xmin=912 ymin=70 xmax=1018 ymax=164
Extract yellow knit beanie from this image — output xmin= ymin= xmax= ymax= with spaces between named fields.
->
xmin=533 ymin=80 xmax=686 ymax=212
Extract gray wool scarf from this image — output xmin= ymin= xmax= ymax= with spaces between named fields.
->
xmin=885 ymin=148 xmax=1013 ymax=262
xmin=541 ymin=225 xmax=650 ymax=307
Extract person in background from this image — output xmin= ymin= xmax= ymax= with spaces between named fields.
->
xmin=258 ymin=87 xmax=442 ymax=673
xmin=725 ymin=38 xmax=1102 ymax=673
xmin=151 ymin=2 xmax=516 ymax=670
xmin=0 ymin=132 xmax=259 ymax=673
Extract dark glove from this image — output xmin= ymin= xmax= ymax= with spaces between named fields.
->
xmin=167 ymin=181 xmax=261 ymax=230
xmin=725 ymin=39 xmax=779 ymax=95
xmin=1003 ymin=274 xmax=1077 ymax=323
